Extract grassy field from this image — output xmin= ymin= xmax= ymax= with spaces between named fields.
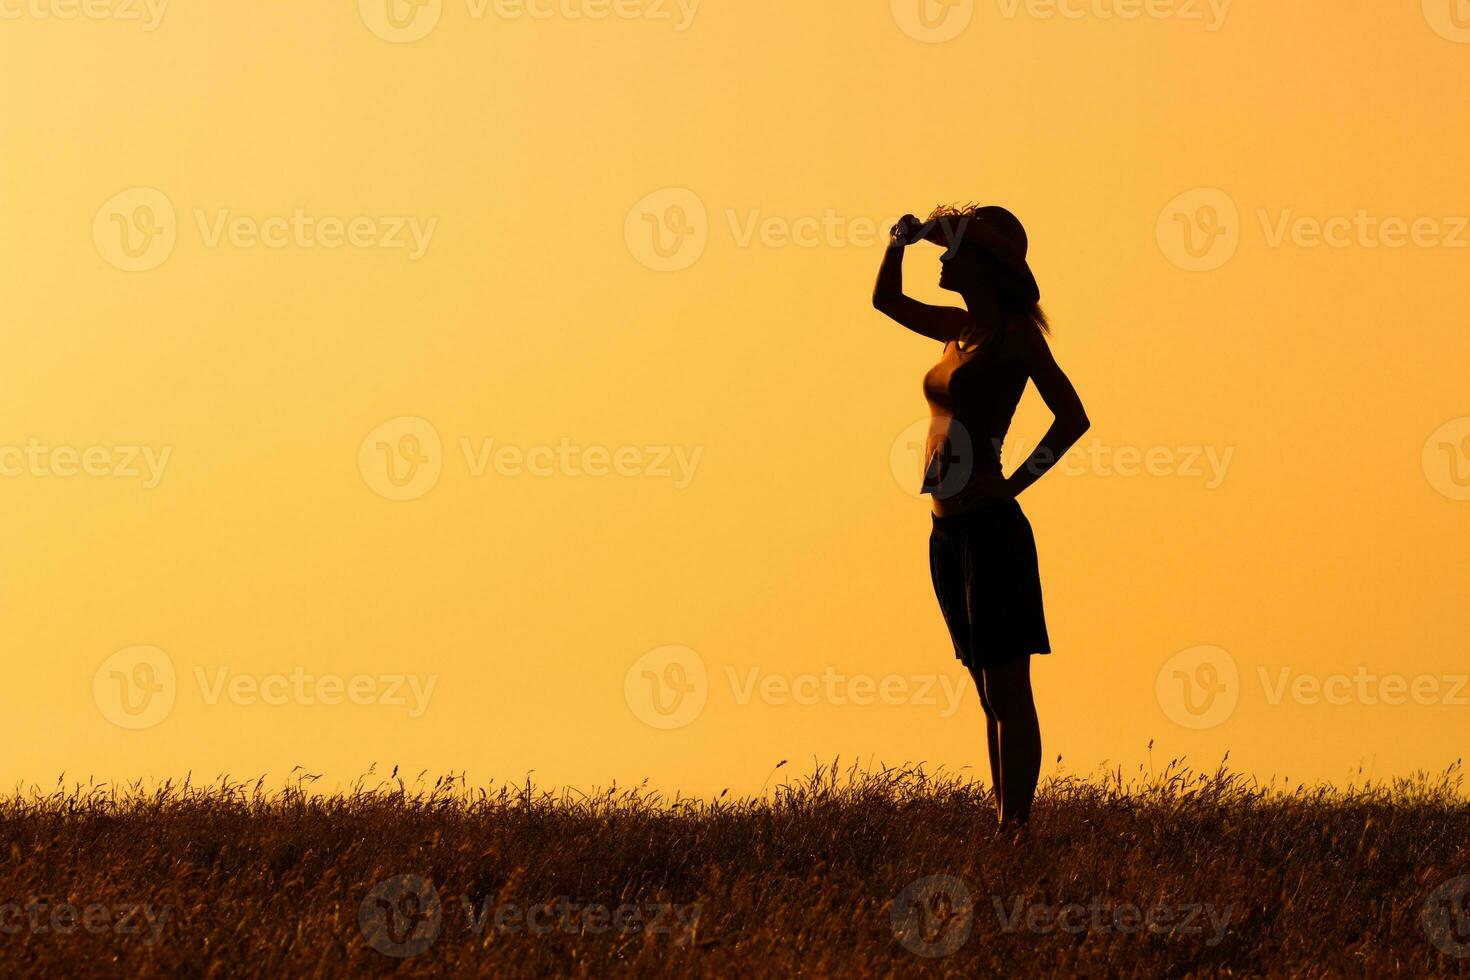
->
xmin=2 ymin=757 xmax=1469 ymax=977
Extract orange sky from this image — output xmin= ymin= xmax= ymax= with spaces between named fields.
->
xmin=2 ymin=1 xmax=1467 ymax=796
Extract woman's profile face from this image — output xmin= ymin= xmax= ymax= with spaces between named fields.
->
xmin=938 ymin=244 xmax=984 ymax=293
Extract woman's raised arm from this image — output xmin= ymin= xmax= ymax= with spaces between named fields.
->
xmin=872 ymin=214 xmax=967 ymax=343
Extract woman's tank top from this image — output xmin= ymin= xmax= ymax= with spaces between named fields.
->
xmin=920 ymin=324 xmax=1030 ymax=513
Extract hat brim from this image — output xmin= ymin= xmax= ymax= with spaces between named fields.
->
xmin=918 ymin=218 xmax=1040 ymax=306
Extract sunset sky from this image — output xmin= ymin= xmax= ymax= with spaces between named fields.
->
xmin=3 ymin=1 xmax=1467 ymax=797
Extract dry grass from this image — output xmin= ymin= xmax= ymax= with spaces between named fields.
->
xmin=3 ymin=756 xmax=1469 ymax=977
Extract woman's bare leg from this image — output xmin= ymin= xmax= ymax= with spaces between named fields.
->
xmin=981 ymin=657 xmax=1041 ymax=826
xmin=970 ymin=675 xmax=1005 ymax=822
xmin=985 ymin=713 xmax=1003 ymax=819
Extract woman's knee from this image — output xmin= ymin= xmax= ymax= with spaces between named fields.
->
xmin=968 ymin=667 xmax=996 ymax=718
xmin=980 ymin=660 xmax=1036 ymax=722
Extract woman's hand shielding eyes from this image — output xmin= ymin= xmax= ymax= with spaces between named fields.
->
xmin=889 ymin=213 xmax=929 ymax=247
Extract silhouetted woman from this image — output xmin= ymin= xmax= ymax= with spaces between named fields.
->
xmin=873 ymin=205 xmax=1090 ymax=827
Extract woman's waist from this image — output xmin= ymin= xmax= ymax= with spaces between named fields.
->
xmin=922 ymin=418 xmax=1007 ymax=477
xmin=920 ymin=444 xmax=1007 ymax=507
xmin=926 ymin=413 xmax=1011 ymax=450
xmin=931 ymin=493 xmax=1024 ymax=528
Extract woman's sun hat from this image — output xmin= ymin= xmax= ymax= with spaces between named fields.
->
xmin=920 ymin=204 xmax=1040 ymax=306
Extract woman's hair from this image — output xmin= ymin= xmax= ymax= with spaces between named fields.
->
xmin=928 ymin=204 xmax=1050 ymax=337
xmin=975 ymin=246 xmax=1050 ymax=336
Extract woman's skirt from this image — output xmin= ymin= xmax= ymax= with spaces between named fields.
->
xmin=928 ymin=498 xmax=1051 ymax=672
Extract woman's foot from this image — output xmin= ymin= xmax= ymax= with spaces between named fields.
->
xmin=998 ymin=813 xmax=1031 ymax=839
